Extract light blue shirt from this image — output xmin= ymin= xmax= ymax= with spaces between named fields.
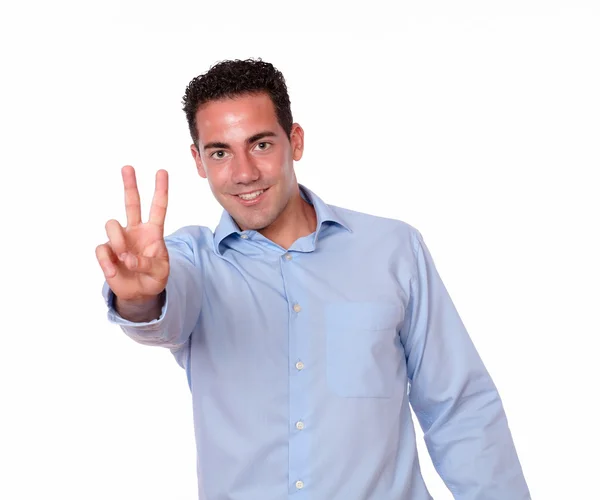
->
xmin=102 ymin=185 xmax=530 ymax=500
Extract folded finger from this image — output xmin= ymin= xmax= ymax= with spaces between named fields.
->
xmin=105 ymin=219 xmax=127 ymax=258
xmin=96 ymin=243 xmax=118 ymax=278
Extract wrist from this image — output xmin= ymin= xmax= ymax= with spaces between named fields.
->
xmin=114 ymin=289 xmax=166 ymax=322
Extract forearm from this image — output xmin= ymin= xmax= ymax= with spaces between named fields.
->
xmin=415 ymin=377 xmax=530 ymax=499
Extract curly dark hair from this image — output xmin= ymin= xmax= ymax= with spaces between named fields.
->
xmin=181 ymin=58 xmax=293 ymax=148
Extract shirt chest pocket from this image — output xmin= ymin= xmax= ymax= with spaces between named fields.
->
xmin=325 ymin=302 xmax=402 ymax=398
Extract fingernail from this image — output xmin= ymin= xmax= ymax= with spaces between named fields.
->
xmin=119 ymin=253 xmax=127 ymax=261
xmin=130 ymin=255 xmax=138 ymax=269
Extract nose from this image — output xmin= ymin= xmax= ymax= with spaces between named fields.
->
xmin=231 ymin=151 xmax=260 ymax=184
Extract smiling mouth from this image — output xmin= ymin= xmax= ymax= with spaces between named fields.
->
xmin=232 ymin=187 xmax=270 ymax=206
xmin=236 ymin=189 xmax=265 ymax=201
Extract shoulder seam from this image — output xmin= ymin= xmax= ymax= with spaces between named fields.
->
xmin=409 ymin=227 xmax=423 ymax=283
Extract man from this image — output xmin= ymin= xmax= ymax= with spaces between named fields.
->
xmin=96 ymin=58 xmax=530 ymax=499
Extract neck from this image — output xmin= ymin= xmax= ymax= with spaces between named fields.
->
xmin=259 ymin=188 xmax=317 ymax=250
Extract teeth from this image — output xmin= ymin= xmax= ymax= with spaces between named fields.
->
xmin=238 ymin=190 xmax=264 ymax=201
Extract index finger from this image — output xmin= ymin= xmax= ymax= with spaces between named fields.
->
xmin=148 ymin=169 xmax=169 ymax=228
xmin=122 ymin=165 xmax=142 ymax=226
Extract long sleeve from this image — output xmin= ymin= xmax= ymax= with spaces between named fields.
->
xmin=102 ymin=232 xmax=203 ymax=350
xmin=400 ymin=229 xmax=530 ymax=499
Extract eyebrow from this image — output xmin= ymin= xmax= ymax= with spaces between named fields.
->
xmin=203 ymin=131 xmax=277 ymax=151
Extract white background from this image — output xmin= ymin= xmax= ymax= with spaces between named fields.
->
xmin=1 ymin=1 xmax=598 ymax=498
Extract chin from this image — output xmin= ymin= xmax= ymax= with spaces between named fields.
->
xmin=237 ymin=212 xmax=277 ymax=232
xmin=239 ymin=218 xmax=270 ymax=232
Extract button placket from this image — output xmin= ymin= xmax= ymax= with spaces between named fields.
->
xmin=282 ymin=248 xmax=309 ymax=496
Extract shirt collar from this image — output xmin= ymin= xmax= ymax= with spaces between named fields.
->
xmin=213 ymin=184 xmax=351 ymax=255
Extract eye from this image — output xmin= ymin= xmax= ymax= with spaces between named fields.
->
xmin=254 ymin=142 xmax=272 ymax=151
xmin=210 ymin=150 xmax=228 ymax=160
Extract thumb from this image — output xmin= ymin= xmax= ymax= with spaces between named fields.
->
xmin=122 ymin=253 xmax=158 ymax=274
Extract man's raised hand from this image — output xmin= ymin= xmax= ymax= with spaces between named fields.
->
xmin=96 ymin=166 xmax=170 ymax=304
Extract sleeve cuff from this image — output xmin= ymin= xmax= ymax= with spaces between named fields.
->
xmin=102 ymin=280 xmax=168 ymax=327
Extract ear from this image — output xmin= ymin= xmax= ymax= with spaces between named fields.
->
xmin=190 ymin=144 xmax=207 ymax=178
xmin=290 ymin=123 xmax=304 ymax=161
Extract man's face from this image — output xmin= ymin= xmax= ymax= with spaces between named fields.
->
xmin=191 ymin=92 xmax=304 ymax=231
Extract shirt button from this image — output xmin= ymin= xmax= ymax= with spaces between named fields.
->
xmin=295 ymin=361 xmax=304 ymax=370
xmin=295 ymin=421 xmax=305 ymax=430
xmin=295 ymin=480 xmax=304 ymax=489
xmin=284 ymin=253 xmax=293 ymax=260
xmin=240 ymin=233 xmax=248 ymax=239
xmin=293 ymin=304 xmax=302 ymax=313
